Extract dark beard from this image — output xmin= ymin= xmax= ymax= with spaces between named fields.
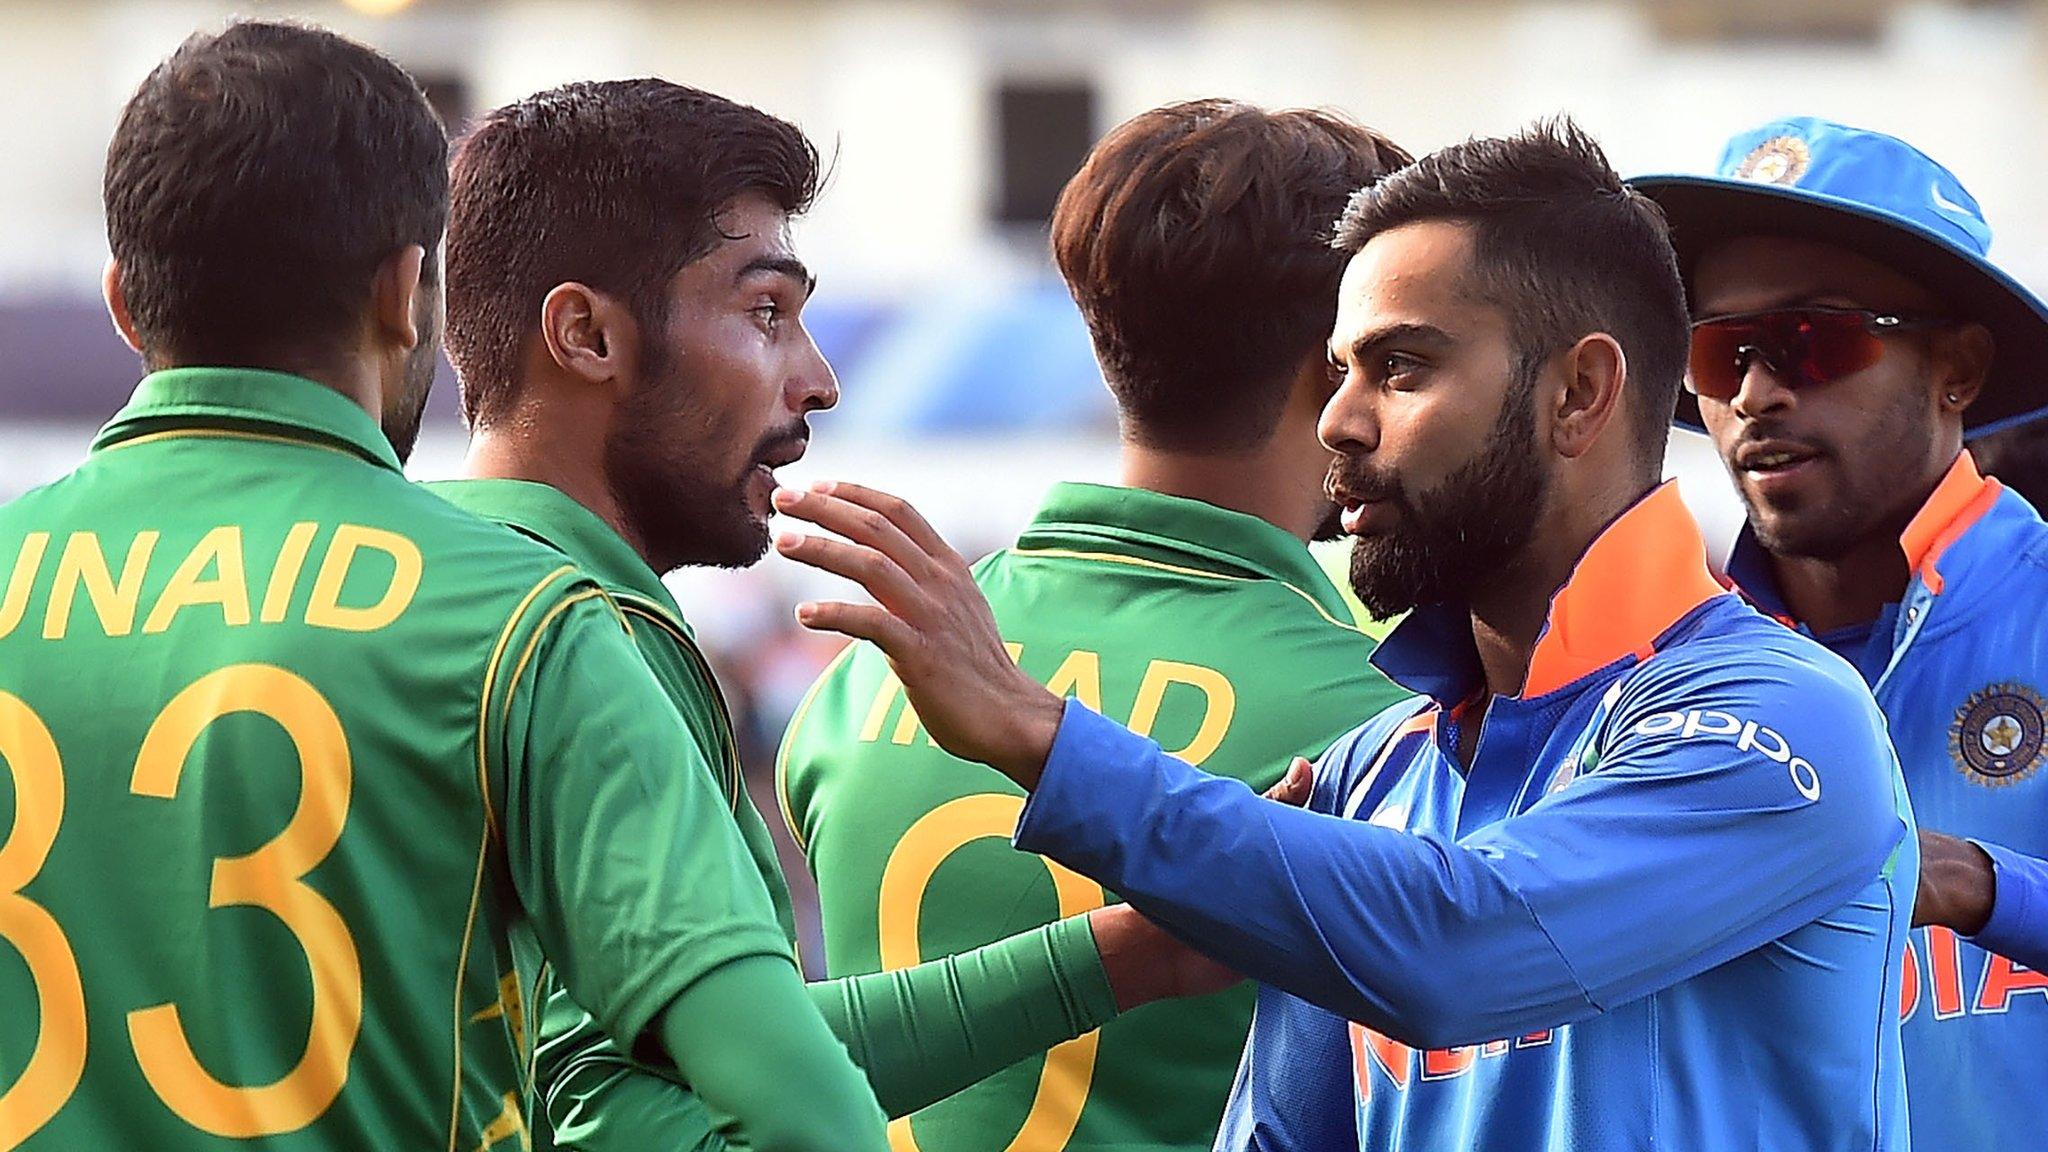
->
xmin=1341 ymin=376 xmax=1549 ymax=618
xmin=603 ymin=343 xmax=805 ymax=574
xmin=381 ymin=301 xmax=439 ymax=464
xmin=1741 ymin=382 xmax=1930 ymax=561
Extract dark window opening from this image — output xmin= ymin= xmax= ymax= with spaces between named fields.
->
xmin=415 ymin=71 xmax=473 ymax=135
xmin=993 ymin=79 xmax=1096 ymax=227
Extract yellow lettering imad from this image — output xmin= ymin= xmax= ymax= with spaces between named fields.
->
xmin=863 ymin=643 xmax=1025 ymax=749
xmin=1044 ymin=649 xmax=1103 ymax=712
xmin=1129 ymin=660 xmax=1236 ymax=765
xmin=860 ymin=672 xmax=904 ymax=744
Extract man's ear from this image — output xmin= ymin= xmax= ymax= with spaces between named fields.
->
xmin=371 ymin=244 xmax=427 ymax=350
xmin=539 ymin=282 xmax=638 ymax=389
xmin=1551 ymin=332 xmax=1627 ymax=461
xmin=1934 ymin=322 xmax=1993 ymax=414
xmin=102 ymin=258 xmax=143 ymax=355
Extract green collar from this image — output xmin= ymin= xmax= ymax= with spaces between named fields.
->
xmin=92 ymin=367 xmax=404 ymax=473
xmin=428 ymin=478 xmax=682 ymax=614
xmin=1016 ymin=482 xmax=1353 ymax=621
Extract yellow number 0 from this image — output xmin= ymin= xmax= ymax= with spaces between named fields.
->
xmin=127 ymin=665 xmax=361 ymax=1137
xmin=0 ymin=666 xmax=359 ymax=1147
xmin=878 ymin=794 xmax=1104 ymax=1152
xmin=0 ymin=694 xmax=87 ymax=1149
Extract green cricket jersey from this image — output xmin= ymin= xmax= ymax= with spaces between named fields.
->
xmin=0 ymin=370 xmax=793 ymax=1150
xmin=779 ymin=482 xmax=1409 ymax=1152
xmin=430 ymin=479 xmax=1123 ymax=1152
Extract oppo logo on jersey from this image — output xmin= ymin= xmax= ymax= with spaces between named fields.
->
xmin=1630 ymin=708 xmax=1823 ymax=801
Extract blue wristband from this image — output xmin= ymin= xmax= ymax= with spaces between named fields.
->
xmin=1968 ymin=839 xmax=2048 ymax=971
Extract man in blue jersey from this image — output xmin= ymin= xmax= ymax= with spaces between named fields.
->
xmin=771 ymin=121 xmax=1915 ymax=1151
xmin=1636 ymin=117 xmax=2048 ymax=1152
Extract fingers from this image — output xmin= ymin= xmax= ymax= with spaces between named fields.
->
xmin=773 ymin=532 xmax=925 ymax=620
xmin=1263 ymin=757 xmax=1315 ymax=807
xmin=789 ymin=598 xmax=915 ymax=652
xmin=773 ymin=485 xmax=937 ymax=580
xmin=793 ymin=480 xmax=958 ymax=564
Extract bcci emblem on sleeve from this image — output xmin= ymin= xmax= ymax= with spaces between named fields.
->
xmin=1950 ymin=683 xmax=2048 ymax=786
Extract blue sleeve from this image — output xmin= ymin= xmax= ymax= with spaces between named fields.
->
xmin=1013 ymin=652 xmax=1906 ymax=1050
xmin=1969 ymin=839 xmax=2048 ymax=971
xmin=1213 ymin=986 xmax=1358 ymax=1152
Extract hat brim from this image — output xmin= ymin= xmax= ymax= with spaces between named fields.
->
xmin=1630 ymin=173 xmax=2048 ymax=435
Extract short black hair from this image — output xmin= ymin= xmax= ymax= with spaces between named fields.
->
xmin=445 ymin=79 xmax=821 ymax=428
xmin=1053 ymin=100 xmax=1411 ymax=452
xmin=1333 ymin=118 xmax=1687 ymax=470
xmin=103 ymin=20 xmax=448 ymax=371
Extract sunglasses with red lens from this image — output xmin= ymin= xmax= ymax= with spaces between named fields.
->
xmin=1686 ymin=307 xmax=1947 ymax=402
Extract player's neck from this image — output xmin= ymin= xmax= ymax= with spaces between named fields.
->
xmin=1117 ymin=440 xmax=1328 ymax=543
xmin=1761 ymin=461 xmax=1943 ymax=635
xmin=1467 ymin=473 xmax=1657 ymax=699
xmin=1766 ymin=537 xmax=1908 ymax=636
xmin=460 ymin=426 xmax=653 ymax=566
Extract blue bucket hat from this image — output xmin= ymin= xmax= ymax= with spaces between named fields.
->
xmin=1632 ymin=116 xmax=2048 ymax=434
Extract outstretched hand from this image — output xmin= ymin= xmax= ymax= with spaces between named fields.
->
xmin=772 ymin=481 xmax=1067 ymax=787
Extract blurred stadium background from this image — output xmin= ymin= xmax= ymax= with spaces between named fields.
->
xmin=4 ymin=0 xmax=2041 ymax=962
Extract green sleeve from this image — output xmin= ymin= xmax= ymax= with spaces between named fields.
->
xmin=658 ymin=956 xmax=888 ymax=1152
xmin=537 ymin=916 xmax=1118 ymax=1147
xmin=494 ymin=594 xmax=797 ymax=1046
xmin=807 ymin=912 xmax=1118 ymax=1116
xmin=536 ymin=983 xmax=721 ymax=1152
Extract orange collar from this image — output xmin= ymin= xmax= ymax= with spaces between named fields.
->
xmin=1898 ymin=450 xmax=2002 ymax=596
xmin=1522 ymin=482 xmax=1727 ymax=697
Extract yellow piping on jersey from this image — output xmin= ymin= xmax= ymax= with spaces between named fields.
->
xmin=613 ymin=593 xmax=745 ymax=812
xmin=474 ymin=565 xmax=581 ymax=844
xmin=451 ymin=562 xmax=580 ymax=1152
xmin=447 ymin=830 xmax=494 ymax=1152
xmin=617 ymin=588 xmax=812 ymax=972
xmin=775 ymin=641 xmax=859 ymax=855
xmin=1006 ymin=546 xmax=1368 ymax=637
xmin=499 ymin=587 xmax=617 ymax=739
xmin=97 ymin=427 xmax=361 ymax=460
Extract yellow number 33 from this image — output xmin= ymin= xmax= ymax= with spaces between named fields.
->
xmin=0 ymin=664 xmax=359 ymax=1148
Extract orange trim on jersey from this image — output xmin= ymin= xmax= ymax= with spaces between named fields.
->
xmin=1342 ymin=707 xmax=1437 ymax=819
xmin=1391 ymin=709 xmax=1438 ymax=741
xmin=1522 ymin=483 xmax=1725 ymax=698
xmin=1898 ymin=451 xmax=2002 ymax=597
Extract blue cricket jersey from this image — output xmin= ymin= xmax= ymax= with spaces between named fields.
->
xmin=1012 ymin=484 xmax=1916 ymax=1152
xmin=1730 ymin=450 xmax=2048 ymax=1152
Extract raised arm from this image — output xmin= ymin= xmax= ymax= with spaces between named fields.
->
xmin=771 ymin=481 xmax=1910 ymax=1047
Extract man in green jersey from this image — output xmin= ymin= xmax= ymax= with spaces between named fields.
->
xmin=0 ymin=24 xmax=881 ymax=1151
xmin=431 ymin=80 xmax=1243 ymax=1150
xmin=778 ymin=100 xmax=1415 ymax=1151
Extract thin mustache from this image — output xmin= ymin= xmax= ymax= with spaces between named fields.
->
xmin=1325 ymin=463 xmax=1402 ymax=505
xmin=1729 ymin=429 xmax=1827 ymax=455
xmin=754 ymin=426 xmax=810 ymax=461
